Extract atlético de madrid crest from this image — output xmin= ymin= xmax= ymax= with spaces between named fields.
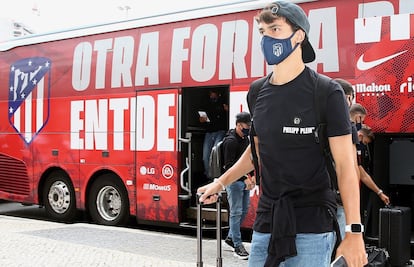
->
xmin=8 ymin=57 xmax=51 ymax=145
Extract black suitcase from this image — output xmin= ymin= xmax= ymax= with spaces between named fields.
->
xmin=378 ymin=206 xmax=411 ymax=266
xmin=196 ymin=193 xmax=223 ymax=267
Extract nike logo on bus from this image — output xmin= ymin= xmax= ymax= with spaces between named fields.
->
xmin=357 ymin=50 xmax=407 ymax=71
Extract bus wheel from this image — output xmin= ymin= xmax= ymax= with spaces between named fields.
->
xmin=88 ymin=174 xmax=129 ymax=226
xmin=43 ymin=171 xmax=77 ymax=222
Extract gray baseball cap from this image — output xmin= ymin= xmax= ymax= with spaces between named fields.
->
xmin=271 ymin=1 xmax=316 ymax=63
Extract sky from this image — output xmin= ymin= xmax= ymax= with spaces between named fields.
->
xmin=0 ymin=0 xmax=258 ymax=34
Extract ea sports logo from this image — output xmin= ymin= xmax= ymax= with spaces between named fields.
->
xmin=162 ymin=164 xmax=173 ymax=179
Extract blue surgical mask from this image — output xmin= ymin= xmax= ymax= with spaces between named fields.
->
xmin=241 ymin=128 xmax=250 ymax=136
xmin=261 ymin=32 xmax=299 ymax=65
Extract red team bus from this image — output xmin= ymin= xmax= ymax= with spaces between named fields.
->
xmin=0 ymin=0 xmax=413 ymax=242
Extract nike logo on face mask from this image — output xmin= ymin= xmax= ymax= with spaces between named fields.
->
xmin=357 ymin=50 xmax=407 ymax=71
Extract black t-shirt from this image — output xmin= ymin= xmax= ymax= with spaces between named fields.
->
xmin=249 ymin=67 xmax=351 ymax=234
xmin=222 ymin=129 xmax=250 ymax=181
xmin=351 ymin=122 xmax=359 ymax=145
xmin=356 ymin=142 xmax=371 ymax=170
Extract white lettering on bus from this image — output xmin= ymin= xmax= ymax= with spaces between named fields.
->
xmin=355 ymin=83 xmax=391 ymax=95
xmin=400 ymin=76 xmax=413 ymax=93
xmin=71 ymin=10 xmax=347 ymax=91
xmin=143 ymin=183 xmax=172 ymax=191
xmin=170 ymin=27 xmax=190 ymax=83
xmin=72 ymin=33 xmax=159 ymax=91
xmin=135 ymin=32 xmax=159 ymax=86
xmin=218 ymin=20 xmax=249 ymax=80
xmin=70 ymin=94 xmax=175 ymax=151
xmin=72 ymin=42 xmax=92 ymax=91
xmin=355 ymin=0 xmax=413 ymax=44
xmin=94 ymin=38 xmax=113 ymax=89
xmin=85 ymin=99 xmax=108 ymax=150
xmin=112 ymin=36 xmax=134 ymax=88
xmin=110 ymin=98 xmax=129 ymax=150
xmin=190 ymin=23 xmax=218 ymax=82
xmin=307 ymin=7 xmax=339 ymax=72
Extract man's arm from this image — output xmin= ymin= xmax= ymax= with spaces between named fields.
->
xmin=329 ymin=134 xmax=367 ymax=267
xmin=359 ymin=166 xmax=390 ymax=205
xmin=198 ymin=145 xmax=254 ymax=204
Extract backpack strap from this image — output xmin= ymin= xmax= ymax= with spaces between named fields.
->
xmin=247 ymin=73 xmax=272 ymax=185
xmin=314 ymin=74 xmax=338 ymax=189
xmin=247 ymin=73 xmax=272 ymax=114
xmin=313 ymin=73 xmax=343 ymax=256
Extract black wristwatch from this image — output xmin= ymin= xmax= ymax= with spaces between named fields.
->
xmin=345 ymin=223 xmax=364 ymax=233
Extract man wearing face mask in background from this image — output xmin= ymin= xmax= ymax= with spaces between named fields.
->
xmin=199 ymin=89 xmax=229 ymax=180
xmin=222 ymin=112 xmax=256 ymax=260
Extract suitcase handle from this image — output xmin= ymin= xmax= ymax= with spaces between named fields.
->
xmin=196 ymin=192 xmax=223 ymax=267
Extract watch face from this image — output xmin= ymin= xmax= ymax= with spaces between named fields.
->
xmin=351 ymin=224 xmax=362 ymax=232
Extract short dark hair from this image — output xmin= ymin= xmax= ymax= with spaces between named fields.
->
xmin=235 ymin=112 xmax=251 ymax=125
xmin=350 ymin=103 xmax=367 ymax=116
xmin=359 ymin=124 xmax=375 ymax=141
xmin=334 ymin=78 xmax=354 ymax=99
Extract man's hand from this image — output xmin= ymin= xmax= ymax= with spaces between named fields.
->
xmin=335 ymin=234 xmax=367 ymax=267
xmin=197 ymin=181 xmax=222 ymax=204
xmin=244 ymin=174 xmax=256 ymax=190
xmin=199 ymin=116 xmax=208 ymax=123
xmin=379 ymin=192 xmax=390 ymax=206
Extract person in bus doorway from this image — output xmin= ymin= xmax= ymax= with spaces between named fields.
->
xmin=199 ymin=89 xmax=228 ymax=180
xmin=222 ymin=112 xmax=256 ymax=260
xmin=335 ymin=78 xmax=390 ymax=239
xmin=197 ymin=1 xmax=367 ymax=267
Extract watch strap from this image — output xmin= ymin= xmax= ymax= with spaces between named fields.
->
xmin=345 ymin=223 xmax=364 ymax=233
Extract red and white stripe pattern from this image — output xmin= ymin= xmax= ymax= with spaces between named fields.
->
xmin=8 ymin=58 xmax=50 ymax=144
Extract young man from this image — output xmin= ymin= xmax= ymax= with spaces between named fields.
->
xmin=198 ymin=1 xmax=367 ymax=266
xmin=222 ymin=112 xmax=255 ymax=260
xmin=335 ymin=78 xmax=390 ymax=239
xmin=348 ymin=103 xmax=390 ymax=205
xmin=357 ymin=125 xmax=390 ymax=206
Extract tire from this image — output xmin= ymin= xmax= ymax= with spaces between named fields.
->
xmin=43 ymin=170 xmax=77 ymax=222
xmin=88 ymin=174 xmax=129 ymax=226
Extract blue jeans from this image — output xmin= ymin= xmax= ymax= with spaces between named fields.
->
xmin=336 ymin=205 xmax=345 ymax=240
xmin=248 ymin=231 xmax=336 ymax=267
xmin=226 ymin=180 xmax=250 ymax=247
xmin=202 ymin=130 xmax=225 ymax=178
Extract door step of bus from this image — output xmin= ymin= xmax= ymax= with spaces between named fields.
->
xmin=178 ymin=194 xmax=191 ymax=201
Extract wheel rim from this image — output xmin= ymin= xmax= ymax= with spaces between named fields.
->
xmin=96 ymin=185 xmax=122 ymax=221
xmin=48 ymin=181 xmax=71 ymax=214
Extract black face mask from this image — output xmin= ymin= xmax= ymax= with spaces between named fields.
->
xmin=356 ymin=122 xmax=362 ymax=131
xmin=241 ymin=128 xmax=250 ymax=136
xmin=210 ymin=97 xmax=218 ymax=103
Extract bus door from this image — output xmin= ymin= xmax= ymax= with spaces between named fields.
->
xmin=134 ymin=88 xmax=180 ymax=224
xmin=178 ymin=86 xmax=229 ymax=225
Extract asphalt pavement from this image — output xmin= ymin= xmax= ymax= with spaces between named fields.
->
xmin=0 ymin=203 xmax=250 ymax=267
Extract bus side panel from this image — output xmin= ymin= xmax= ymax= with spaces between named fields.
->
xmin=0 ymin=130 xmax=34 ymax=203
xmin=135 ymin=89 xmax=179 ymax=224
